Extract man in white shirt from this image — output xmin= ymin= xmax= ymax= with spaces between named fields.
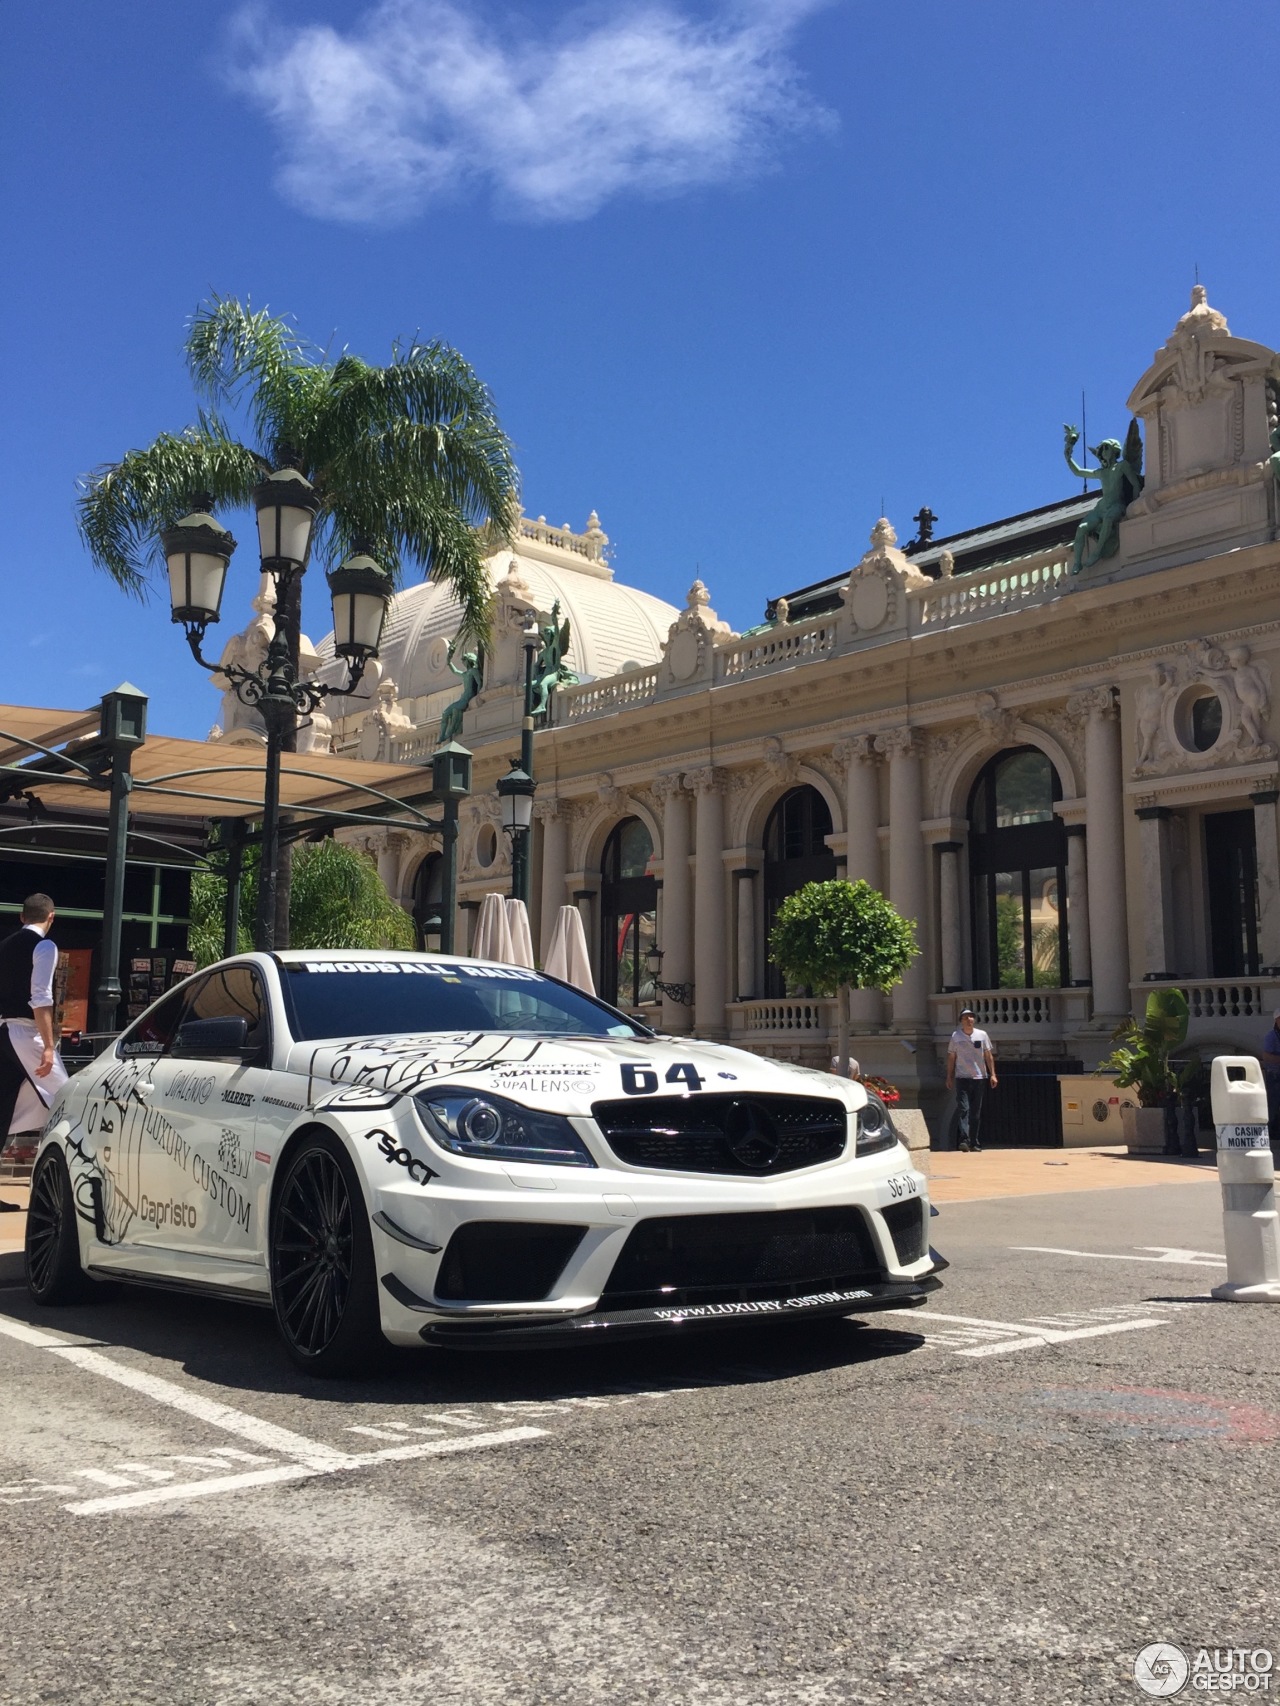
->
xmin=945 ymin=1007 xmax=997 ymax=1152
xmin=0 ymin=893 xmax=68 ymax=1142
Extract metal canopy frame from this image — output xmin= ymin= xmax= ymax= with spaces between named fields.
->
xmin=0 ymin=696 xmax=465 ymax=1033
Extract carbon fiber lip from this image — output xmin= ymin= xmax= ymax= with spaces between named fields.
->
xmin=414 ymin=1273 xmax=943 ymax=1346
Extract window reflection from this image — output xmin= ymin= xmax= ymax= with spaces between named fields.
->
xmin=601 ymin=818 xmax=657 ymax=1009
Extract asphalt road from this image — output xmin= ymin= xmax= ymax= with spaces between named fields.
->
xmin=1 ymin=1177 xmax=1276 ymax=1705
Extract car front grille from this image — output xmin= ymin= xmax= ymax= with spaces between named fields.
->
xmin=591 ymin=1094 xmax=848 ymax=1176
xmin=601 ymin=1207 xmax=881 ymax=1309
xmin=880 ymin=1198 xmax=926 ymax=1265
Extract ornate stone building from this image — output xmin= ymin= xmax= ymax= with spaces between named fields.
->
xmin=309 ymin=291 xmax=1280 ymax=1128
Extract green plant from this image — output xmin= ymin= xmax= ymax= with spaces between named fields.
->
xmin=188 ymin=838 xmax=414 ymax=967
xmin=1100 ymin=988 xmax=1200 ymax=1108
xmin=78 ymin=297 xmax=518 ymax=641
xmin=769 ymin=879 xmax=919 ymax=1076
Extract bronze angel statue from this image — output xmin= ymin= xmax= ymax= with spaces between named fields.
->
xmin=1063 ymin=417 xmax=1144 ymax=573
xmin=438 ymin=635 xmax=485 ymax=744
xmin=531 ymin=601 xmax=578 ymax=716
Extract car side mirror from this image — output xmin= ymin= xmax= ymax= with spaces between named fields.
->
xmin=173 ymin=1016 xmax=251 ymax=1060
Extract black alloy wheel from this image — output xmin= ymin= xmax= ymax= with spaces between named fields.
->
xmin=270 ymin=1133 xmax=382 ymax=1377
xmin=26 ymin=1149 xmax=93 ymax=1305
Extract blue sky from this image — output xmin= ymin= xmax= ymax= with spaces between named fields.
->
xmin=2 ymin=0 xmax=1277 ymax=738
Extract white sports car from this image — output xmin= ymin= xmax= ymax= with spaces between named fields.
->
xmin=25 ymin=950 xmax=944 ymax=1375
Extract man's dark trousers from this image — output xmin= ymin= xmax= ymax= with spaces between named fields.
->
xmin=956 ymin=1079 xmax=987 ymax=1150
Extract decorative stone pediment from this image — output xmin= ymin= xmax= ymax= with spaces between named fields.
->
xmin=1132 ymin=637 xmax=1275 ymax=776
xmin=660 ymin=580 xmax=732 ymax=688
xmin=839 ymin=519 xmax=929 ymax=642
xmin=1123 ymin=291 xmax=1279 ymax=553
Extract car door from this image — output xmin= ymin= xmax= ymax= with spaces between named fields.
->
xmin=145 ymin=964 xmax=272 ymax=1266
xmin=78 ymin=986 xmax=193 ymax=1254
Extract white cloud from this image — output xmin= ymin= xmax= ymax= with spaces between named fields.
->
xmin=227 ymin=0 xmax=838 ymax=225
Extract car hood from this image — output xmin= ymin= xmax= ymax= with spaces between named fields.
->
xmin=289 ymin=1031 xmax=864 ymax=1117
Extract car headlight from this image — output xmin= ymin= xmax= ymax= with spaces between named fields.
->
xmin=414 ymin=1089 xmax=597 ymax=1168
xmin=855 ymin=1092 xmax=899 ymax=1157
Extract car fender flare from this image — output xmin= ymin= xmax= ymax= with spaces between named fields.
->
xmin=266 ymin=1120 xmax=377 ymax=1245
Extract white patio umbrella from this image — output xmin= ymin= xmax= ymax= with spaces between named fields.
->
xmin=472 ymin=891 xmax=514 ymax=964
xmin=505 ymin=897 xmax=535 ymax=969
xmin=543 ymin=904 xmax=595 ymax=995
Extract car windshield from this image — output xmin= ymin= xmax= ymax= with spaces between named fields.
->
xmin=277 ymin=959 xmax=646 ymax=1043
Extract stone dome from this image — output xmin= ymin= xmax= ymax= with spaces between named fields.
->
xmin=318 ymin=513 xmax=679 ymax=705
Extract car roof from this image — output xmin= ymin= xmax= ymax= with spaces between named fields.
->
xmin=269 ymin=948 xmax=531 ymax=975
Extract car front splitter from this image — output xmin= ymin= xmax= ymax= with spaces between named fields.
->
xmin=414 ymin=1273 xmax=943 ymax=1347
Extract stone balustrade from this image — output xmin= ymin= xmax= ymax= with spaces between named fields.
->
xmin=731 ymin=997 xmax=837 ymax=1035
xmin=548 ymin=542 xmax=1077 ymax=728
xmin=913 ymin=549 xmax=1073 ymax=631
xmin=717 ymin=621 xmax=840 ymax=682
xmin=559 ymin=667 xmax=660 ymax=722
xmin=1130 ymin=979 xmax=1280 ymax=1041
xmin=929 ymin=987 xmax=1093 ymax=1036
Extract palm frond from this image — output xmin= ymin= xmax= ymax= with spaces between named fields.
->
xmin=318 ymin=343 xmax=518 ymax=526
xmin=76 ymin=424 xmax=262 ymax=595
xmin=328 ymin=483 xmax=495 ymax=640
xmin=185 ymin=296 xmax=323 ymax=467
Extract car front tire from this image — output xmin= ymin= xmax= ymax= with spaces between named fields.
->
xmin=26 ymin=1148 xmax=94 ymax=1306
xmin=269 ymin=1130 xmax=384 ymax=1378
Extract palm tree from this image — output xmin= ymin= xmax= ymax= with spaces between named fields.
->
xmin=78 ymin=297 xmax=519 ymax=943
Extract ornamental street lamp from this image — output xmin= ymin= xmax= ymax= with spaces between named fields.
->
xmin=498 ymin=616 xmax=541 ymax=907
xmin=164 ymin=477 xmax=392 ymax=952
xmin=497 ymin=758 xmax=535 ymax=903
xmin=644 ymin=943 xmax=694 ymax=1007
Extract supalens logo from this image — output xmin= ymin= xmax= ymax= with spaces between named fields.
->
xmin=1134 ymin=1643 xmax=1274 ymax=1695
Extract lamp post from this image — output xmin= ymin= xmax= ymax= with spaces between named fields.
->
xmin=644 ymin=943 xmax=694 ymax=1007
xmin=497 ymin=617 xmax=541 ymax=907
xmin=497 ymin=758 xmax=535 ymax=905
xmin=163 ymin=481 xmax=392 ymax=952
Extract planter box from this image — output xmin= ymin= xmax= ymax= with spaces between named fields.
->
xmin=1120 ymin=1103 xmax=1169 ymax=1154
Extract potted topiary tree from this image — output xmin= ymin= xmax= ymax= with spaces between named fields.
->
xmin=768 ymin=879 xmax=919 ymax=1078
xmin=1099 ymin=988 xmax=1200 ymax=1154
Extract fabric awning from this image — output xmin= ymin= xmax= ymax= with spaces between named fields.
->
xmin=0 ymin=703 xmax=440 ymax=832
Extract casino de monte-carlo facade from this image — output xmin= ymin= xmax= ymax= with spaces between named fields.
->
xmin=292 ymin=290 xmax=1280 ymax=1122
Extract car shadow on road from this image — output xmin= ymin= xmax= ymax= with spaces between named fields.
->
xmin=0 ymin=1280 xmax=928 ymax=1406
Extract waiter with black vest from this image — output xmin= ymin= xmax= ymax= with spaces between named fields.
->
xmin=0 ymin=893 xmax=68 ymax=1143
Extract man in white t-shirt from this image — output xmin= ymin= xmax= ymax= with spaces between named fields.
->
xmin=945 ymin=1008 xmax=997 ymax=1152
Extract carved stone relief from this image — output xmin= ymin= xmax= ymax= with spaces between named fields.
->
xmin=1131 ymin=638 xmax=1274 ymax=775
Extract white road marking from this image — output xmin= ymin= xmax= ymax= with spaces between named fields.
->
xmin=883 ymin=1305 xmax=1173 ymax=1358
xmin=65 ymin=1428 xmax=546 ymax=1515
xmin=112 ymin=1463 xmax=176 ymax=1482
xmin=74 ymin=1469 xmax=135 ymax=1488
xmin=1013 ymin=1244 xmax=1227 ymax=1267
xmin=47 ymin=1346 xmax=353 ymax=1470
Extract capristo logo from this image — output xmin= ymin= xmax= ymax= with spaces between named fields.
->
xmin=138 ymin=1195 xmax=197 ymax=1231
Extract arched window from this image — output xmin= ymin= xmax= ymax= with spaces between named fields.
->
xmin=763 ymin=786 xmax=836 ymax=996
xmin=968 ymin=748 xmax=1069 ymax=989
xmin=600 ymin=818 xmax=657 ymax=1009
xmin=412 ymin=853 xmax=444 ymax=952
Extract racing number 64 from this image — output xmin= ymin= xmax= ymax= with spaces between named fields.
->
xmin=621 ymin=1062 xmax=705 ymax=1096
